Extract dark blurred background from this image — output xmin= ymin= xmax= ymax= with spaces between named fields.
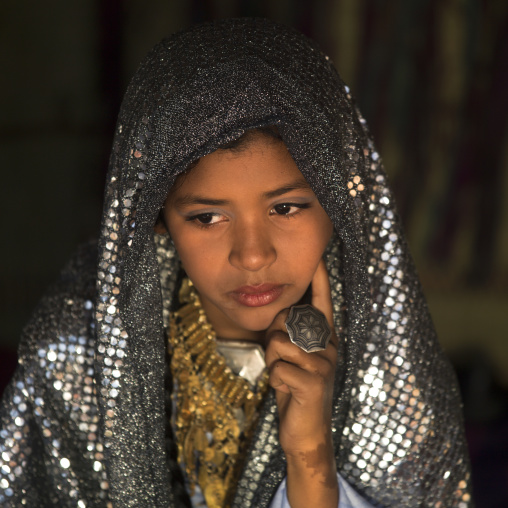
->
xmin=1 ymin=1 xmax=507 ymax=506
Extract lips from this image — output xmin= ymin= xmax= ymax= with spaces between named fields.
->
xmin=230 ymin=283 xmax=284 ymax=307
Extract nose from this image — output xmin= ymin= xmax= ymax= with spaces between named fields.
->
xmin=228 ymin=220 xmax=277 ymax=271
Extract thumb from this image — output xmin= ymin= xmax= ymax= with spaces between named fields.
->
xmin=311 ymin=258 xmax=334 ymax=328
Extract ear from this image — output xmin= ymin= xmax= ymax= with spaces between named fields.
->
xmin=154 ymin=222 xmax=167 ymax=234
xmin=154 ymin=210 xmax=169 ymax=234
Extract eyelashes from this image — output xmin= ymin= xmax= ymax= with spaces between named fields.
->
xmin=185 ymin=212 xmax=221 ymax=225
xmin=271 ymin=202 xmax=311 ymax=216
xmin=185 ymin=202 xmax=312 ymax=228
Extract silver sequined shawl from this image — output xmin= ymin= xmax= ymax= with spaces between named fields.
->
xmin=0 ymin=19 xmax=473 ymax=508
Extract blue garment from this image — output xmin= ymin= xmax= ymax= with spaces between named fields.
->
xmin=270 ymin=473 xmax=375 ymax=508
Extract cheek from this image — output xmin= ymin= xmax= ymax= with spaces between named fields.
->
xmin=303 ymin=216 xmax=333 ymax=270
xmin=170 ymin=232 xmax=225 ymax=287
xmin=167 ymin=218 xmax=199 ymax=268
xmin=303 ymin=213 xmax=333 ymax=256
xmin=166 ymin=224 xmax=197 ymax=271
xmin=281 ymin=219 xmax=332 ymax=279
xmin=317 ymin=215 xmax=334 ymax=255
xmin=172 ymin=236 xmax=205 ymax=272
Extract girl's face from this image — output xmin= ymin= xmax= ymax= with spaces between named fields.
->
xmin=162 ymin=135 xmax=333 ymax=342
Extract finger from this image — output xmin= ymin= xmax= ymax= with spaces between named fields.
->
xmin=265 ymin=329 xmax=336 ymax=372
xmin=269 ymin=307 xmax=290 ymax=331
xmin=311 ymin=258 xmax=334 ymax=328
xmin=269 ymin=360 xmax=332 ymax=403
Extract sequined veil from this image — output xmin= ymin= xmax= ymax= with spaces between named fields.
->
xmin=0 ymin=18 xmax=473 ymax=507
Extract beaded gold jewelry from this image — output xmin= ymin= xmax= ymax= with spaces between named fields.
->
xmin=168 ymin=278 xmax=269 ymax=508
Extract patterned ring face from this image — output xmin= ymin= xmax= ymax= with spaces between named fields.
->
xmin=285 ymin=304 xmax=331 ymax=353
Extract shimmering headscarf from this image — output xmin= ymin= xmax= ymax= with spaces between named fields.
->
xmin=0 ymin=18 xmax=473 ymax=507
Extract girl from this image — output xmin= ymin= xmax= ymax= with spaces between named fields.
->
xmin=0 ymin=19 xmax=473 ymax=507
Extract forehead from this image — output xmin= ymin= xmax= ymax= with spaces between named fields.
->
xmin=168 ymin=136 xmax=311 ymax=200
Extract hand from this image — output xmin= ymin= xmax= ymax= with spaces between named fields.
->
xmin=265 ymin=259 xmax=339 ymax=508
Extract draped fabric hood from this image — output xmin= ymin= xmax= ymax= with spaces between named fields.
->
xmin=0 ymin=18 xmax=473 ymax=507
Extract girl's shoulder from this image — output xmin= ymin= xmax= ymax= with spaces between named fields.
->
xmin=17 ymin=240 xmax=99 ymax=364
xmin=1 ymin=241 xmax=105 ymax=506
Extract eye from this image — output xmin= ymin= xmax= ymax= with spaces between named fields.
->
xmin=185 ymin=212 xmax=226 ymax=227
xmin=271 ymin=203 xmax=310 ymax=216
xmin=194 ymin=213 xmax=216 ymax=224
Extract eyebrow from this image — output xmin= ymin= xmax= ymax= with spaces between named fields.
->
xmin=173 ymin=179 xmax=312 ymax=207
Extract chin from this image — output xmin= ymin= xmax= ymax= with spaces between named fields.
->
xmin=233 ymin=307 xmax=284 ymax=334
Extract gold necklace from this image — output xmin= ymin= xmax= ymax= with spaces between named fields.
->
xmin=168 ymin=278 xmax=269 ymax=508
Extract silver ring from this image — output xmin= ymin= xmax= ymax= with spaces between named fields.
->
xmin=285 ymin=304 xmax=332 ymax=353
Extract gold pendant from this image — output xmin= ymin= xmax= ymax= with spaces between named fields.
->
xmin=169 ymin=278 xmax=269 ymax=505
